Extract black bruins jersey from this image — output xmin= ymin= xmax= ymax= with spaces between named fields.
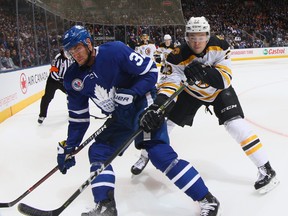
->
xmin=158 ymin=35 xmax=232 ymax=103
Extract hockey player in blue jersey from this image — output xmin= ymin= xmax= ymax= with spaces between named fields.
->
xmin=59 ymin=25 xmax=221 ymax=216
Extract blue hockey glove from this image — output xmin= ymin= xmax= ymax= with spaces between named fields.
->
xmin=57 ymin=140 xmax=76 ymax=174
xmin=114 ymin=88 xmax=137 ymax=129
xmin=140 ymin=104 xmax=165 ymax=133
xmin=184 ymin=61 xmax=208 ymax=83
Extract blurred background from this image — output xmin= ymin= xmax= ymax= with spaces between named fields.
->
xmin=0 ymin=0 xmax=287 ymax=71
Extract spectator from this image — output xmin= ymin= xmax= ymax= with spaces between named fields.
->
xmin=1 ymin=49 xmax=19 ymax=70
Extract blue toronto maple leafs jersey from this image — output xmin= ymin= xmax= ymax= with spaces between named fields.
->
xmin=63 ymin=41 xmax=158 ymax=147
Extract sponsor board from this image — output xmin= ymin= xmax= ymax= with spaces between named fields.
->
xmin=0 ymin=65 xmax=49 ymax=113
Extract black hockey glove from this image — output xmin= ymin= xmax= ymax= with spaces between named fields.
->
xmin=184 ymin=61 xmax=225 ymax=89
xmin=139 ymin=94 xmax=175 ymax=133
xmin=140 ymin=104 xmax=165 ymax=133
xmin=184 ymin=61 xmax=208 ymax=83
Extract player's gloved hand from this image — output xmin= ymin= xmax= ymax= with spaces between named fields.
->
xmin=57 ymin=140 xmax=76 ymax=174
xmin=184 ymin=61 xmax=208 ymax=83
xmin=140 ymin=104 xmax=165 ymax=133
xmin=114 ymin=88 xmax=137 ymax=129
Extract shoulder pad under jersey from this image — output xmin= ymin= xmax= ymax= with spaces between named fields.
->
xmin=166 ymin=44 xmax=192 ymax=65
xmin=207 ymin=35 xmax=230 ymax=50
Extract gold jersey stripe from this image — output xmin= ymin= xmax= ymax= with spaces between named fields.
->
xmin=179 ymin=56 xmax=197 ymax=66
xmin=207 ymin=46 xmax=224 ymax=52
xmin=216 ymin=64 xmax=232 ymax=76
xmin=219 ymin=70 xmax=231 ymax=86
xmin=158 ymin=89 xmax=176 ymax=96
xmin=157 ymin=82 xmax=179 ymax=90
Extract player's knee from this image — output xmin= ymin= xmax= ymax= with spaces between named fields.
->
xmin=148 ymin=145 xmax=178 ymax=172
xmin=88 ymin=143 xmax=113 ymax=163
xmin=223 ymin=115 xmax=243 ymax=126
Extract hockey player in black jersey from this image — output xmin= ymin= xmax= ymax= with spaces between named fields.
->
xmin=137 ymin=16 xmax=279 ymax=195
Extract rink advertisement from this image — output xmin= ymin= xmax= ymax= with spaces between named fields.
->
xmin=0 ymin=65 xmax=49 ymax=123
xmin=1 ymin=46 xmax=287 ymax=123
xmin=231 ymin=47 xmax=288 ymax=60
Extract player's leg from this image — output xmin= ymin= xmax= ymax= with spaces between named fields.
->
xmin=38 ymin=77 xmax=58 ymax=124
xmin=131 ymin=91 xmax=201 ymax=176
xmin=137 ymin=121 xmax=221 ymax=216
xmin=81 ymin=119 xmax=137 ymax=216
xmin=225 ymin=117 xmax=279 ymax=193
xmin=82 ymin=93 xmax=152 ymax=215
xmin=213 ymin=86 xmax=279 ymax=194
xmin=130 ymin=119 xmax=176 ymax=175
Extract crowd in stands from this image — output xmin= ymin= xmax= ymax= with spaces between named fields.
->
xmin=182 ymin=0 xmax=288 ymax=48
xmin=0 ymin=0 xmax=287 ymax=72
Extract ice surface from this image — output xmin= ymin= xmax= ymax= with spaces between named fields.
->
xmin=0 ymin=58 xmax=287 ymax=215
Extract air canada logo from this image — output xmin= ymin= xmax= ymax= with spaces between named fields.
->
xmin=72 ymin=78 xmax=84 ymax=91
xmin=20 ymin=73 xmax=27 ymax=94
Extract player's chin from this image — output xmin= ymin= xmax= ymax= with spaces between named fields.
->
xmin=192 ymin=48 xmax=203 ymax=54
xmin=76 ymin=58 xmax=86 ymax=66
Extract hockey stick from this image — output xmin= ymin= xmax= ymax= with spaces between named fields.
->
xmin=0 ymin=118 xmax=112 ymax=208
xmin=17 ymin=81 xmax=190 ymax=216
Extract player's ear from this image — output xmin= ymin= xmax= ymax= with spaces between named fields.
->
xmin=86 ymin=38 xmax=93 ymax=50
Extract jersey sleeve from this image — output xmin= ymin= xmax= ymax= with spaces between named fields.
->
xmin=115 ymin=41 xmax=158 ymax=96
xmin=157 ymin=61 xmax=186 ymax=101
xmin=65 ymin=84 xmax=90 ymax=148
xmin=210 ymin=43 xmax=232 ymax=89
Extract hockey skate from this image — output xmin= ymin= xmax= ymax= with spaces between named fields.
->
xmin=199 ymin=192 xmax=221 ymax=216
xmin=131 ymin=154 xmax=149 ymax=175
xmin=254 ymin=162 xmax=279 ymax=194
xmin=81 ymin=197 xmax=117 ymax=216
xmin=37 ymin=116 xmax=45 ymax=124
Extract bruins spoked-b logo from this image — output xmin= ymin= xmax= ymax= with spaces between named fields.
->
xmin=145 ymin=47 xmax=151 ymax=56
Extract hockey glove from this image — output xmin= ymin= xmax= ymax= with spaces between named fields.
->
xmin=184 ymin=61 xmax=208 ymax=83
xmin=114 ymin=88 xmax=137 ymax=129
xmin=140 ymin=104 xmax=165 ymax=133
xmin=57 ymin=140 xmax=76 ymax=174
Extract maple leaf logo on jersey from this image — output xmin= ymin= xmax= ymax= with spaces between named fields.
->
xmin=91 ymin=84 xmax=116 ymax=113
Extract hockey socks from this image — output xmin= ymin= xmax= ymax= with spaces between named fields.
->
xmin=165 ymin=159 xmax=208 ymax=201
xmin=90 ymin=163 xmax=115 ymax=203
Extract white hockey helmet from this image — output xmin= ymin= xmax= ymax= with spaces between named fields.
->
xmin=185 ymin=16 xmax=210 ymax=42
xmin=164 ymin=34 xmax=172 ymax=40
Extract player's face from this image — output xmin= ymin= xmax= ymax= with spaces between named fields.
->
xmin=187 ymin=32 xmax=208 ymax=54
xmin=68 ymin=43 xmax=89 ymax=66
xmin=141 ymin=35 xmax=149 ymax=44
xmin=164 ymin=39 xmax=171 ymax=46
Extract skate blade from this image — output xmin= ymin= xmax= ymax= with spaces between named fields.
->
xmin=258 ymin=177 xmax=280 ymax=194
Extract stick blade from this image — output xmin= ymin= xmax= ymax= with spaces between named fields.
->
xmin=18 ymin=203 xmax=54 ymax=216
xmin=0 ymin=202 xmax=11 ymax=208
